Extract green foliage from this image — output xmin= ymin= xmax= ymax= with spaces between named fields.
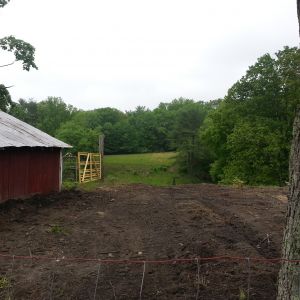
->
xmin=0 ymin=1 xmax=37 ymax=114
xmin=9 ymin=98 xmax=38 ymax=125
xmin=0 ymin=276 xmax=10 ymax=289
xmin=0 ymin=36 xmax=37 ymax=71
xmin=62 ymin=181 xmax=77 ymax=190
xmin=201 ymin=46 xmax=300 ymax=185
xmin=37 ymin=97 xmax=76 ymax=136
xmin=0 ymin=84 xmax=12 ymax=112
xmin=9 ymin=97 xmax=77 ymax=138
xmin=47 ymin=225 xmax=65 ymax=234
xmin=56 ymin=119 xmax=100 ymax=153
xmin=9 ymin=96 xmax=213 ymax=163
xmin=171 ymin=100 xmax=215 ymax=179
xmin=93 ymin=107 xmax=125 ymax=125
xmin=52 ymin=98 xmax=213 ymax=157
xmin=231 ymin=178 xmax=245 ymax=188
xmin=103 ymin=120 xmax=138 ymax=154
xmin=222 ymin=120 xmax=285 ymax=185
xmin=239 ymin=289 xmax=246 ymax=300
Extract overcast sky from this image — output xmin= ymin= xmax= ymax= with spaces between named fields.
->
xmin=0 ymin=0 xmax=298 ymax=111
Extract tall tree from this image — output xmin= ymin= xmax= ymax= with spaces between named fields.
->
xmin=277 ymin=110 xmax=300 ymax=299
xmin=277 ymin=1 xmax=300 ymax=299
xmin=9 ymin=98 xmax=38 ymax=126
xmin=37 ymin=97 xmax=76 ymax=136
xmin=200 ymin=47 xmax=300 ymax=185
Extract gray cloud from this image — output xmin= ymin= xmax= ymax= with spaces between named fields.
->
xmin=0 ymin=0 xmax=298 ymax=111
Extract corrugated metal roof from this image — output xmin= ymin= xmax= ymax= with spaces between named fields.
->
xmin=0 ymin=111 xmax=71 ymax=148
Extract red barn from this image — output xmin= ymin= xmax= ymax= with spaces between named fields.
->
xmin=0 ymin=111 xmax=71 ymax=203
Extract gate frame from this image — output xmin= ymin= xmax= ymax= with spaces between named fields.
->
xmin=77 ymin=152 xmax=102 ymax=183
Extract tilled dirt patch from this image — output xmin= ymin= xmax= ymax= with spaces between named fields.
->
xmin=0 ymin=184 xmax=287 ymax=299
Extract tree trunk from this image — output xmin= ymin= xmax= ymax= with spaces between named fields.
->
xmin=277 ymin=109 xmax=300 ymax=299
xmin=277 ymin=1 xmax=300 ymax=298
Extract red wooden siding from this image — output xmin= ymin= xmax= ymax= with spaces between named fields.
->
xmin=0 ymin=148 xmax=61 ymax=203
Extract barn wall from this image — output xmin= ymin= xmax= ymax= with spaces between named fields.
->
xmin=0 ymin=148 xmax=61 ymax=203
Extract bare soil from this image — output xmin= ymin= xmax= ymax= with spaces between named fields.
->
xmin=0 ymin=184 xmax=287 ymax=299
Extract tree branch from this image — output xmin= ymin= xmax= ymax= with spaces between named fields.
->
xmin=0 ymin=36 xmax=38 ymax=71
xmin=0 ymin=61 xmax=15 ymax=68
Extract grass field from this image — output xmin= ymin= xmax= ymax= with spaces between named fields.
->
xmin=80 ymin=152 xmax=199 ymax=189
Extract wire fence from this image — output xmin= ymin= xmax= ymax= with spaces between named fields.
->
xmin=0 ymin=253 xmax=295 ymax=299
xmin=62 ymin=153 xmax=77 ymax=182
xmin=0 ymin=253 xmax=299 ymax=264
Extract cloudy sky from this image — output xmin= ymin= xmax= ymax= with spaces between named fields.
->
xmin=0 ymin=0 xmax=298 ymax=111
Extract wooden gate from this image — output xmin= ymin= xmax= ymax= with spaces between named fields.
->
xmin=78 ymin=152 xmax=102 ymax=183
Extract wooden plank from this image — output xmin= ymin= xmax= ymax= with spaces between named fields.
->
xmin=99 ymin=135 xmax=104 ymax=180
xmin=82 ymin=153 xmax=90 ymax=183
xmin=90 ymin=153 xmax=92 ymax=181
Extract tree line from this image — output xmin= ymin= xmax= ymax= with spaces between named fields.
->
xmin=6 ymin=96 xmax=212 ymax=156
xmin=3 ymin=46 xmax=300 ymax=186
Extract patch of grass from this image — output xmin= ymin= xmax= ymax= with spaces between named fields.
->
xmin=239 ymin=288 xmax=246 ymax=300
xmin=62 ymin=181 xmax=78 ymax=190
xmin=232 ymin=177 xmax=246 ymax=188
xmin=79 ymin=180 xmax=102 ymax=191
xmin=47 ymin=225 xmax=65 ymax=234
xmin=80 ymin=152 xmax=200 ymax=190
xmin=0 ymin=276 xmax=10 ymax=290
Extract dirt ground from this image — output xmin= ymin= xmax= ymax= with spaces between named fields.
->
xmin=0 ymin=184 xmax=287 ymax=299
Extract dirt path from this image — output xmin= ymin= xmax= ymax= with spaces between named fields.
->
xmin=0 ymin=184 xmax=287 ymax=299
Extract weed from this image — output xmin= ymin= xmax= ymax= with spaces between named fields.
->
xmin=48 ymin=225 xmax=65 ymax=234
xmin=152 ymin=165 xmax=168 ymax=173
xmin=79 ymin=180 xmax=101 ymax=191
xmin=232 ymin=177 xmax=245 ymax=188
xmin=0 ymin=276 xmax=11 ymax=289
xmin=239 ymin=288 xmax=246 ymax=300
xmin=62 ymin=181 xmax=77 ymax=190
xmin=195 ymin=275 xmax=209 ymax=288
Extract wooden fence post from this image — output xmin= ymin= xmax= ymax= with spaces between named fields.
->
xmin=99 ymin=135 xmax=105 ymax=179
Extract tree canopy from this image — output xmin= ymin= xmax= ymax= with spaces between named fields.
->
xmin=201 ymin=46 xmax=300 ymax=185
xmin=0 ymin=36 xmax=38 ymax=71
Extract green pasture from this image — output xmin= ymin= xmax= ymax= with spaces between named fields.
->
xmin=78 ymin=152 xmax=198 ymax=189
